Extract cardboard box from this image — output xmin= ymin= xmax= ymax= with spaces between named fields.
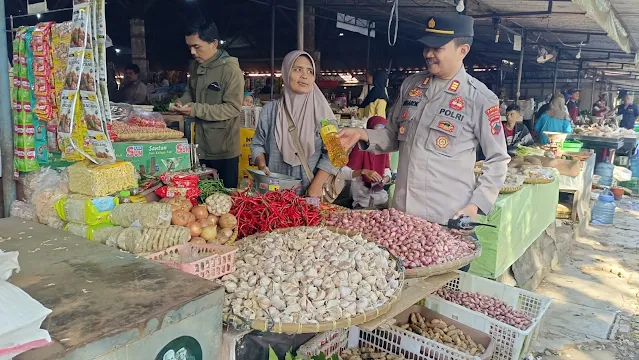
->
xmin=112 ymin=139 xmax=191 ymax=176
xmin=394 ymin=305 xmax=495 ymax=360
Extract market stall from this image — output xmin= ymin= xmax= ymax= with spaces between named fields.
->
xmin=470 ymin=177 xmax=560 ymax=280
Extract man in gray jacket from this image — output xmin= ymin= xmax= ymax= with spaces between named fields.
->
xmin=174 ymin=20 xmax=244 ymax=188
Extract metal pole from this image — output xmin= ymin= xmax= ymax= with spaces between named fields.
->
xmin=515 ymin=31 xmax=525 ymax=100
xmin=552 ymin=51 xmax=560 ymax=93
xmin=576 ymin=61 xmax=582 ymax=90
xmin=591 ymin=70 xmax=596 ymax=109
xmin=1 ymin=0 xmax=17 ymax=216
xmin=271 ymin=0 xmax=275 ymax=99
xmin=297 ymin=0 xmax=304 ymax=50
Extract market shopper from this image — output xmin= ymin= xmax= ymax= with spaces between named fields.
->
xmin=336 ymin=14 xmax=509 ymax=231
xmin=503 ymin=104 xmax=534 ymax=155
xmin=359 ymin=70 xmax=389 ymax=118
xmin=566 ymin=88 xmax=580 ymax=122
xmin=617 ymin=94 xmax=639 ymax=130
xmin=344 ymin=116 xmax=392 ymax=209
xmin=592 ymin=93 xmax=609 ymax=117
xmin=121 ymin=64 xmax=149 ymax=105
xmin=251 ymin=50 xmax=339 ymax=198
xmin=173 ymin=20 xmax=244 ymax=188
xmin=358 ymin=71 xmax=373 ymax=104
xmin=534 ymin=93 xmax=573 ymax=144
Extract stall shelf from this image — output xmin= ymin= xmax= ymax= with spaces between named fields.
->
xmin=567 ymin=134 xmax=623 ymax=163
xmin=470 ymin=176 xmax=560 ymax=279
xmin=1 ymin=218 xmax=225 ymax=360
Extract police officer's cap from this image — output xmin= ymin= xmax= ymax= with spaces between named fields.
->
xmin=419 ymin=14 xmax=474 ymax=48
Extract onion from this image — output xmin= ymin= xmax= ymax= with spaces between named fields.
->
xmin=207 ymin=214 xmax=219 ymax=226
xmin=171 ymin=210 xmax=190 ymax=226
xmin=201 ymin=226 xmax=218 ymax=242
xmin=199 ymin=218 xmax=216 ymax=228
xmin=190 ymin=237 xmax=206 ymax=244
xmin=218 ymin=213 xmax=237 ymax=229
xmin=187 ymin=212 xmax=196 ymax=223
xmin=186 ymin=222 xmax=202 ymax=237
xmin=192 ymin=205 xmax=208 ymax=220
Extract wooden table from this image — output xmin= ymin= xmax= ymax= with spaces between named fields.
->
xmin=1 ymin=218 xmax=224 ymax=360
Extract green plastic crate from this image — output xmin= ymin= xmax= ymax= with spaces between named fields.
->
xmin=619 ymin=178 xmax=639 ymax=194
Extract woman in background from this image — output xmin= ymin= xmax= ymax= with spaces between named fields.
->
xmin=534 ymin=93 xmax=573 ymax=144
xmin=358 ymin=70 xmax=388 ymax=119
xmin=344 ymin=116 xmax=391 ymax=209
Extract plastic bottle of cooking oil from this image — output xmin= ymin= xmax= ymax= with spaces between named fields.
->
xmin=320 ymin=119 xmax=349 ymax=168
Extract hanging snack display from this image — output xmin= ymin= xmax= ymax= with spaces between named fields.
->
xmin=12 ymin=27 xmax=39 ymax=174
xmin=57 ymin=0 xmax=114 ymax=163
xmin=32 ymin=23 xmax=56 ymax=122
xmin=222 ymin=227 xmax=403 ymax=333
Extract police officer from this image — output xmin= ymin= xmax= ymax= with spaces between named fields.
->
xmin=338 ymin=14 xmax=509 ymax=230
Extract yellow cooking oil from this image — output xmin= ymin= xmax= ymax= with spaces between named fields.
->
xmin=320 ymin=119 xmax=349 ymax=168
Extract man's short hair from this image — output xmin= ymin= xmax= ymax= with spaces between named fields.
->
xmin=185 ymin=20 xmax=220 ymax=43
xmin=125 ymin=64 xmax=140 ymax=74
xmin=454 ymin=37 xmax=473 ymax=47
xmin=506 ymin=104 xmax=521 ymax=113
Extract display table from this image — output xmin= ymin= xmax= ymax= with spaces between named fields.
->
xmin=558 ymin=153 xmax=595 ymax=221
xmin=470 ymin=176 xmax=560 ymax=279
xmin=1 ymin=218 xmax=225 ymax=360
xmin=567 ymin=134 xmax=623 ymax=163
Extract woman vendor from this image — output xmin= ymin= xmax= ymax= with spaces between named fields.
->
xmin=503 ymin=104 xmax=533 ymax=155
xmin=534 ymin=93 xmax=572 ymax=144
xmin=358 ymin=70 xmax=389 ymax=119
xmin=250 ymin=50 xmax=339 ymax=197
xmin=344 ymin=116 xmax=392 ymax=209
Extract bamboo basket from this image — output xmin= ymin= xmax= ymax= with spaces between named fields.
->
xmin=500 ymin=185 xmax=523 ymax=194
xmin=523 ymin=177 xmax=555 ymax=185
xmin=223 ymin=226 xmax=405 ymax=334
xmin=223 ymin=226 xmax=239 ymax=246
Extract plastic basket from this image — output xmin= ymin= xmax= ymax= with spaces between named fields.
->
xmin=298 ymin=326 xmax=487 ymax=360
xmin=146 ymin=243 xmax=237 ymax=280
xmin=424 ymin=271 xmax=552 ymax=360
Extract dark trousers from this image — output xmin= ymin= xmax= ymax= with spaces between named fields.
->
xmin=201 ymin=157 xmax=239 ymax=188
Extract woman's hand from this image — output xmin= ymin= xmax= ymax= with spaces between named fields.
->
xmin=363 ymin=169 xmax=383 ymax=182
xmin=336 ymin=128 xmax=368 ymax=150
xmin=306 ymin=184 xmax=323 ymax=198
xmin=258 ymin=165 xmax=271 ymax=176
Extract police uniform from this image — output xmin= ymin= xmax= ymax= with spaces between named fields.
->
xmin=361 ymin=14 xmax=509 ymax=225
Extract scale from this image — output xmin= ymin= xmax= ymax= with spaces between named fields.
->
xmin=543 ymin=131 xmax=568 ymax=157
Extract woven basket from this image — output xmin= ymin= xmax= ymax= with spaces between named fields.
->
xmin=405 ymin=239 xmax=482 ymax=279
xmin=500 ymin=185 xmax=523 ymax=194
xmin=222 ymin=226 xmax=239 ymax=246
xmin=524 ymin=177 xmax=554 ymax=185
xmin=224 ymin=226 xmax=405 ymax=334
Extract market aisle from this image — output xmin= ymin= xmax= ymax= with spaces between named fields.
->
xmin=531 ymin=198 xmax=639 ymax=360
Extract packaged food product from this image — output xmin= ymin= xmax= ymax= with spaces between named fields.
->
xmin=55 ymin=195 xmax=119 ymax=225
xmin=109 ymin=121 xmax=184 ymax=141
xmin=160 ymin=172 xmax=199 ymax=188
xmin=64 ymin=222 xmax=118 ymax=240
xmin=10 ymin=200 xmax=37 ymax=221
xmin=92 ymin=225 xmax=123 ymax=244
xmin=110 ymin=102 xmax=132 ymax=122
xmin=127 ymin=110 xmax=166 ymax=128
xmin=155 ymin=186 xmax=201 ymax=199
xmin=52 ymin=22 xmax=72 ymax=121
xmin=109 ymin=203 xmax=172 ymax=228
xmin=67 ymin=161 xmax=137 ymax=197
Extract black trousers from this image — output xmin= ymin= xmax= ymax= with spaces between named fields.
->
xmin=200 ymin=157 xmax=239 ymax=188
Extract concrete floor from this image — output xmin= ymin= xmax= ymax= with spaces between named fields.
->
xmin=529 ymin=197 xmax=639 ymax=360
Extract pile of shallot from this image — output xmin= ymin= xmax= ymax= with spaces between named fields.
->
xmin=324 ymin=209 xmax=477 ymax=269
xmin=434 ymin=288 xmax=532 ymax=330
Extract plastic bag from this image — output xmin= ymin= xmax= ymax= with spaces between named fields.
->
xmin=160 ymin=172 xmax=199 ymax=188
xmin=9 ymin=200 xmax=37 ymax=221
xmin=55 ymin=195 xmax=118 ymax=225
xmin=127 ymin=109 xmax=166 ymax=128
xmin=110 ymin=102 xmax=132 ymax=122
xmin=155 ymin=186 xmax=201 ymax=199
xmin=64 ymin=222 xmax=116 ymax=240
xmin=109 ymin=203 xmax=172 ymax=228
xmin=20 ymin=167 xmax=65 ymax=203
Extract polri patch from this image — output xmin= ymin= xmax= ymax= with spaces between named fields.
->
xmin=491 ymin=121 xmax=502 ymax=135
xmin=435 ymin=136 xmax=449 ymax=148
xmin=438 ymin=107 xmax=465 ymax=122
xmin=448 ymin=80 xmax=460 ymax=92
xmin=437 ymin=120 xmax=455 ymax=133
xmin=449 ymin=96 xmax=465 ymax=111
xmin=408 ymin=88 xmax=423 ymax=98
xmin=485 ymin=105 xmax=501 ymax=123
xmin=420 ymin=77 xmax=431 ymax=87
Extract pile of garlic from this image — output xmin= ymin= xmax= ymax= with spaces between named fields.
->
xmin=222 ymin=227 xmax=402 ymax=324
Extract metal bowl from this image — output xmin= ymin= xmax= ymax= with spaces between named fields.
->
xmin=247 ymin=169 xmax=302 ymax=194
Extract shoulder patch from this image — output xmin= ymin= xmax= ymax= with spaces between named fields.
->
xmin=485 ymin=105 xmax=501 ymax=123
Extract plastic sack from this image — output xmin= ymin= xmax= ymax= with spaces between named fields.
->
xmin=109 ymin=203 xmax=172 ymax=228
xmin=613 ymin=166 xmax=632 ymax=183
xmin=20 ymin=167 xmax=64 ymax=203
xmin=33 ymin=188 xmax=67 ymax=228
xmin=64 ymin=222 xmax=117 ymax=240
xmin=55 ymin=195 xmax=118 ymax=225
xmin=110 ymin=102 xmax=133 ymax=122
xmin=9 ymin=201 xmax=37 ymax=222
xmin=126 ymin=109 xmax=166 ymax=128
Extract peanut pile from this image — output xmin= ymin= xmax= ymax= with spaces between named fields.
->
xmin=339 ymin=348 xmax=405 ymax=360
xmin=399 ymin=313 xmax=486 ymax=356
